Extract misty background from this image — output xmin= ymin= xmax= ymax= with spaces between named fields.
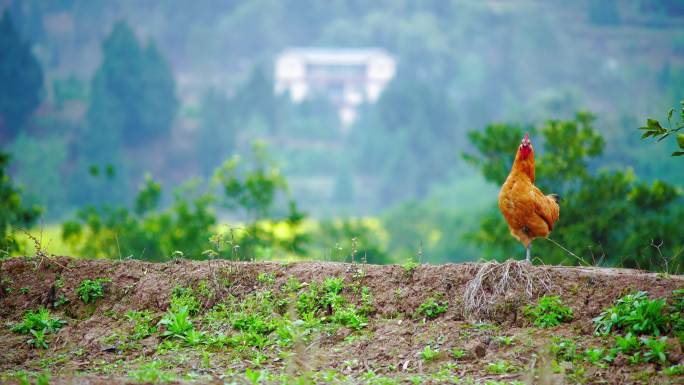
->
xmin=1 ymin=0 xmax=683 ymax=266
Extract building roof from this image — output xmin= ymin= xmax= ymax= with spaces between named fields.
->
xmin=278 ymin=47 xmax=394 ymax=65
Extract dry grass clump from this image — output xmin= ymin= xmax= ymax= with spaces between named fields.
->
xmin=463 ymin=260 xmax=556 ymax=320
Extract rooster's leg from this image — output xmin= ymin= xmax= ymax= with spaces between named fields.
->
xmin=525 ymin=243 xmax=531 ymax=262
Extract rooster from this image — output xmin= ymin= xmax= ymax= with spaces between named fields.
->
xmin=498 ymin=133 xmax=560 ymax=262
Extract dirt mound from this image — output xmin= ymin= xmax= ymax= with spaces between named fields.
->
xmin=1 ymin=257 xmax=683 ymax=384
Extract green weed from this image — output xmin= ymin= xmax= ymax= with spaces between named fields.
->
xmin=664 ymin=364 xmax=684 ymax=376
xmin=125 ymin=310 xmax=157 ymax=340
xmin=593 ymin=291 xmax=667 ymax=336
xmin=257 ymin=272 xmax=276 ymax=285
xmin=170 ymin=285 xmax=201 ymax=315
xmin=76 ymin=278 xmax=110 ymax=303
xmin=641 ymin=336 xmax=668 ymax=363
xmin=416 ymin=297 xmax=448 ymax=319
xmin=401 ymin=259 xmax=419 ymax=275
xmin=158 ymin=306 xmax=194 ymax=340
xmin=420 ymin=345 xmax=439 ymax=361
xmin=486 ymin=360 xmax=515 ymax=374
xmin=11 ymin=307 xmax=66 ymax=349
xmin=451 ymin=348 xmax=466 ymax=359
xmin=129 ymin=360 xmax=176 ymax=383
xmin=523 ymin=295 xmax=573 ymax=328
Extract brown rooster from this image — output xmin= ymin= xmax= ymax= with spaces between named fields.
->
xmin=498 ymin=133 xmax=560 ymax=262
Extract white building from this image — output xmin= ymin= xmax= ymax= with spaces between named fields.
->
xmin=275 ymin=48 xmax=396 ymax=127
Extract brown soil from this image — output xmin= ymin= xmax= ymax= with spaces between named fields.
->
xmin=1 ymin=256 xmax=683 ymax=384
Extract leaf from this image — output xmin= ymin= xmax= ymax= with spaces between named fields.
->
xmin=641 ymin=131 xmax=653 ymax=139
xmin=672 ymin=151 xmax=684 ymax=156
xmin=668 ymin=108 xmax=675 ymax=121
xmin=647 ymin=118 xmax=663 ymax=131
xmin=678 ymin=133 xmax=684 ymax=149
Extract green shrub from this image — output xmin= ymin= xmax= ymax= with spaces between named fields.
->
xmin=523 ymin=296 xmax=573 ymax=328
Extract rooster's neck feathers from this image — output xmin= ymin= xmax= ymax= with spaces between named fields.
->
xmin=512 ymin=146 xmax=535 ymax=183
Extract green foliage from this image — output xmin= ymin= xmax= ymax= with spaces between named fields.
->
xmin=465 ymin=114 xmax=684 ymax=271
xmin=62 ymin=174 xmax=216 ymax=261
xmin=129 ymin=360 xmax=175 ymax=383
xmin=420 ymin=345 xmax=439 ymax=361
xmin=664 ymin=364 xmax=684 ymax=376
xmin=401 ymin=259 xmax=419 ymax=275
xmin=593 ymin=291 xmax=668 ymax=336
xmin=331 ymin=306 xmax=368 ymax=330
xmin=170 ymin=286 xmax=201 ymax=316
xmin=415 ymin=297 xmax=448 ymax=320
xmin=125 ymin=310 xmax=157 ymax=341
xmin=614 ymin=333 xmax=641 ymax=355
xmin=641 ymin=336 xmax=669 ymax=363
xmin=158 ymin=306 xmax=194 ymax=341
xmin=12 ymin=307 xmax=66 ymax=335
xmin=487 ymin=360 xmax=515 ymax=374
xmin=451 ymin=348 xmax=466 ymax=359
xmin=0 ymin=152 xmax=41 ymax=255
xmin=550 ymin=337 xmax=578 ymax=362
xmin=76 ymin=278 xmax=110 ymax=303
xmin=0 ymin=10 xmax=43 ymax=140
xmin=639 ymin=101 xmax=684 ymax=157
xmin=295 ymin=277 xmax=368 ymax=330
xmin=11 ymin=307 xmax=66 ymax=349
xmin=523 ymin=296 xmax=573 ymax=328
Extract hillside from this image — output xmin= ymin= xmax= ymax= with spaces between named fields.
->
xmin=1 ymin=257 xmax=683 ymax=384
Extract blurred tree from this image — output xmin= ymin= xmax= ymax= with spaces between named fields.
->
xmin=86 ymin=21 xmax=177 ymax=147
xmin=196 ymin=89 xmax=238 ymax=176
xmin=464 ymin=114 xmax=684 ymax=272
xmin=7 ymin=134 xmax=68 ymax=219
xmin=0 ymin=152 xmax=41 ymax=256
xmin=350 ymin=73 xmax=459 ymax=205
xmin=0 ymin=10 xmax=43 ymax=141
